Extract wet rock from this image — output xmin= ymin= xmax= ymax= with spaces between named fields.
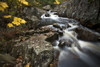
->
xmin=43 ymin=5 xmax=51 ymax=10
xmin=22 ymin=7 xmax=46 ymax=29
xmin=75 ymin=26 xmax=100 ymax=41
xmin=10 ymin=31 xmax=54 ymax=67
xmin=34 ymin=50 xmax=54 ymax=67
xmin=23 ymin=7 xmax=46 ymax=19
xmin=54 ymin=0 xmax=100 ymax=27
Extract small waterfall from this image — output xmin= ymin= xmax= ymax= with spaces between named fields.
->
xmin=39 ymin=10 xmax=100 ymax=36
xmin=40 ymin=11 xmax=100 ymax=67
xmin=39 ymin=10 xmax=79 ymax=27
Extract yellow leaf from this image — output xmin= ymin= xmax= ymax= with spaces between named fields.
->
xmin=17 ymin=18 xmax=22 ymax=22
xmin=50 ymin=64 xmax=53 ymax=67
xmin=12 ymin=17 xmax=26 ymax=26
xmin=20 ymin=19 xmax=26 ymax=24
xmin=14 ymin=17 xmax=21 ymax=23
xmin=19 ymin=0 xmax=26 ymax=1
xmin=12 ymin=21 xmax=16 ymax=24
xmin=22 ymin=1 xmax=28 ymax=5
xmin=0 ymin=2 xmax=8 ymax=8
xmin=18 ymin=0 xmax=29 ymax=5
xmin=3 ymin=15 xmax=12 ymax=18
xmin=54 ymin=0 xmax=60 ymax=4
xmin=14 ymin=17 xmax=18 ymax=22
xmin=12 ymin=21 xmax=21 ymax=26
xmin=0 ymin=6 xmax=4 ymax=11
xmin=7 ymin=23 xmax=14 ymax=27
xmin=15 ymin=22 xmax=21 ymax=26
xmin=24 ymin=63 xmax=30 ymax=67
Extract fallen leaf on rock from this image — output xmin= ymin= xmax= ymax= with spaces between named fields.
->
xmin=24 ymin=62 xmax=30 ymax=67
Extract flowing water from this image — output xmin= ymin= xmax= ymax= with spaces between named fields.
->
xmin=40 ymin=11 xmax=100 ymax=67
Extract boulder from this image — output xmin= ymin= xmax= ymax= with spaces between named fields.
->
xmin=22 ymin=7 xmax=46 ymax=29
xmin=23 ymin=7 xmax=46 ymax=19
xmin=54 ymin=0 xmax=100 ymax=27
xmin=9 ymin=30 xmax=54 ymax=67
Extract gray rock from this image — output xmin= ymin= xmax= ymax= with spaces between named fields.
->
xmin=10 ymin=33 xmax=53 ymax=67
xmin=22 ymin=7 xmax=46 ymax=29
xmin=43 ymin=5 xmax=51 ymax=10
xmin=54 ymin=0 xmax=100 ymax=25
xmin=23 ymin=7 xmax=46 ymax=19
xmin=75 ymin=25 xmax=100 ymax=41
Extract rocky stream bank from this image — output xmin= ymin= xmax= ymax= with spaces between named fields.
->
xmin=0 ymin=0 xmax=100 ymax=67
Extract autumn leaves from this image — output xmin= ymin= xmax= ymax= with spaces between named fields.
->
xmin=18 ymin=0 xmax=29 ymax=6
xmin=54 ymin=0 xmax=60 ymax=4
xmin=0 ymin=0 xmax=61 ymax=28
xmin=0 ymin=0 xmax=28 ymax=12
xmin=3 ymin=15 xmax=26 ymax=27
xmin=0 ymin=2 xmax=8 ymax=12
xmin=8 ymin=17 xmax=26 ymax=27
xmin=0 ymin=0 xmax=28 ymax=28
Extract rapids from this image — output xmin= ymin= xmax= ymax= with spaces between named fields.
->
xmin=40 ymin=11 xmax=100 ymax=67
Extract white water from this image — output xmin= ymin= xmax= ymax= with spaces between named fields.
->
xmin=73 ymin=47 xmax=97 ymax=67
xmin=40 ymin=10 xmax=79 ymax=28
xmin=78 ymin=40 xmax=100 ymax=56
xmin=41 ymin=11 xmax=100 ymax=67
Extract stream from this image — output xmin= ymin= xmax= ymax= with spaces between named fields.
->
xmin=0 ymin=10 xmax=100 ymax=67
xmin=39 ymin=11 xmax=100 ymax=67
